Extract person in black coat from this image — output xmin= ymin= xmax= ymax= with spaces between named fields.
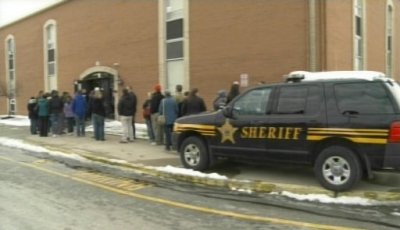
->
xmin=90 ymin=90 xmax=107 ymax=141
xmin=48 ymin=90 xmax=64 ymax=136
xmin=118 ymin=89 xmax=135 ymax=143
xmin=27 ymin=97 xmax=38 ymax=135
xmin=126 ymin=86 xmax=138 ymax=140
xmin=226 ymin=81 xmax=240 ymax=104
xmin=181 ymin=88 xmax=207 ymax=116
xmin=150 ymin=84 xmax=165 ymax=145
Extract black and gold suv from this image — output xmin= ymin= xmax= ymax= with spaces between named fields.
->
xmin=172 ymin=71 xmax=400 ymax=191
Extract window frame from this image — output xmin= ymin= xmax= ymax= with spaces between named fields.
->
xmin=353 ymin=0 xmax=365 ymax=70
xmin=232 ymin=87 xmax=273 ymax=117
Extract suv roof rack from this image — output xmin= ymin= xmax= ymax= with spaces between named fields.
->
xmin=285 ymin=71 xmax=386 ymax=83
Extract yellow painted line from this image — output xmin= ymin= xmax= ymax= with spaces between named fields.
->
xmin=74 ymin=171 xmax=150 ymax=191
xmin=309 ymin=128 xmax=388 ymax=133
xmin=175 ymin=124 xmax=216 ymax=130
xmin=308 ymin=131 xmax=388 ymax=136
xmin=0 ymin=156 xmax=361 ymax=230
xmin=307 ymin=135 xmax=387 ymax=144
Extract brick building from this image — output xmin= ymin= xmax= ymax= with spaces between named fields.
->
xmin=1 ymin=0 xmax=399 ymax=120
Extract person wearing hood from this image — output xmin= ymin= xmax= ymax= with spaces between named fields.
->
xmin=27 ymin=97 xmax=38 ymax=135
xmin=213 ymin=90 xmax=227 ymax=111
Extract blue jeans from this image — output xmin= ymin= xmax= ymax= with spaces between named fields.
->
xmin=75 ymin=116 xmax=85 ymax=137
xmin=164 ymin=124 xmax=173 ymax=149
xmin=145 ymin=118 xmax=155 ymax=141
xmin=92 ymin=114 xmax=105 ymax=140
xmin=30 ymin=118 xmax=38 ymax=134
xmin=50 ymin=113 xmax=61 ymax=135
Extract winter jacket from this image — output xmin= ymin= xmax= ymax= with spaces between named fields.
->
xmin=181 ymin=95 xmax=206 ymax=116
xmin=118 ymin=94 xmax=135 ymax=116
xmin=72 ymin=93 xmax=87 ymax=119
xmin=158 ymin=96 xmax=178 ymax=125
xmin=63 ymin=102 xmax=74 ymax=118
xmin=142 ymin=99 xmax=151 ymax=119
xmin=27 ymin=98 xmax=38 ymax=119
xmin=213 ymin=90 xmax=227 ymax=111
xmin=37 ymin=98 xmax=50 ymax=117
xmin=130 ymin=92 xmax=138 ymax=115
xmin=49 ymin=96 xmax=64 ymax=114
xmin=90 ymin=98 xmax=106 ymax=117
xmin=150 ymin=92 xmax=164 ymax=114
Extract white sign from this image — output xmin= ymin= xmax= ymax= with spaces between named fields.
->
xmin=240 ymin=73 xmax=249 ymax=87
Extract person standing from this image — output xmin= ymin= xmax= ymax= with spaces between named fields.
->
xmin=48 ymin=90 xmax=64 ymax=137
xmin=213 ymin=90 xmax=227 ymax=111
xmin=63 ymin=95 xmax=75 ymax=135
xmin=126 ymin=86 xmax=138 ymax=140
xmin=27 ymin=97 xmax=38 ymax=135
xmin=150 ymin=84 xmax=165 ymax=145
xmin=174 ymin=84 xmax=184 ymax=117
xmin=72 ymin=90 xmax=87 ymax=137
xmin=158 ymin=90 xmax=178 ymax=151
xmin=90 ymin=89 xmax=106 ymax=141
xmin=118 ymin=88 xmax=135 ymax=143
xmin=181 ymin=88 xmax=207 ymax=116
xmin=142 ymin=92 xmax=155 ymax=143
xmin=226 ymin=81 xmax=240 ymax=104
xmin=37 ymin=94 xmax=50 ymax=137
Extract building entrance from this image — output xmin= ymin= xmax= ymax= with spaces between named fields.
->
xmin=78 ymin=72 xmax=115 ymax=119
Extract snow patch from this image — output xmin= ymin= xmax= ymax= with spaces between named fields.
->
xmin=275 ymin=191 xmax=376 ymax=205
xmin=155 ymin=165 xmax=228 ymax=180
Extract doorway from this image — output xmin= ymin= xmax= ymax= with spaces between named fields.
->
xmin=78 ymin=72 xmax=115 ymax=119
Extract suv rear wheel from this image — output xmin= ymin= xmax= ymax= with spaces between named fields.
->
xmin=314 ymin=145 xmax=362 ymax=191
xmin=180 ymin=136 xmax=209 ymax=171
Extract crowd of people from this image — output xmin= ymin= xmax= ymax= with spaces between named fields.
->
xmin=27 ymin=81 xmax=241 ymax=151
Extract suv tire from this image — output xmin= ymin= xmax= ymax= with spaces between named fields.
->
xmin=314 ymin=145 xmax=362 ymax=192
xmin=180 ymin=136 xmax=209 ymax=171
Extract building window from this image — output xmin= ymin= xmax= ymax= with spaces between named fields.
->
xmin=386 ymin=1 xmax=394 ymax=78
xmin=5 ymin=35 xmax=17 ymax=115
xmin=354 ymin=0 xmax=364 ymax=70
xmin=44 ymin=20 xmax=57 ymax=90
xmin=46 ymin=24 xmax=56 ymax=76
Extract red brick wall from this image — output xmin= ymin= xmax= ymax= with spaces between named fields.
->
xmin=0 ymin=0 xmax=159 ymax=117
xmin=324 ymin=0 xmax=353 ymax=70
xmin=189 ymin=0 xmax=309 ymax=106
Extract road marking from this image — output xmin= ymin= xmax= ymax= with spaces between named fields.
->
xmin=73 ymin=171 xmax=150 ymax=191
xmin=0 ymin=155 xmax=361 ymax=230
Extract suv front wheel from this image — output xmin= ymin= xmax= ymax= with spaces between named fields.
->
xmin=314 ymin=145 xmax=362 ymax=191
xmin=180 ymin=136 xmax=209 ymax=171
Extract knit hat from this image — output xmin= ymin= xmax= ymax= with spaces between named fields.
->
xmin=154 ymin=84 xmax=161 ymax=92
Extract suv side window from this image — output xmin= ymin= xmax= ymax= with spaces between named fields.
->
xmin=232 ymin=87 xmax=272 ymax=116
xmin=334 ymin=82 xmax=395 ymax=114
xmin=274 ymin=85 xmax=321 ymax=115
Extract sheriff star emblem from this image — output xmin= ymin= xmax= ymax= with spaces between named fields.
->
xmin=217 ymin=119 xmax=238 ymax=144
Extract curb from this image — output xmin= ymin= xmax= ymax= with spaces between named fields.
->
xmin=24 ymin=139 xmax=400 ymax=202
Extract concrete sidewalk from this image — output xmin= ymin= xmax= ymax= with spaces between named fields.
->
xmin=1 ymin=123 xmax=400 ymax=201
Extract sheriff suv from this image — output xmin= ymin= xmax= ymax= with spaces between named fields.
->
xmin=172 ymin=71 xmax=400 ymax=191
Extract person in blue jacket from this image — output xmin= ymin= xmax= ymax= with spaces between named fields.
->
xmin=72 ymin=90 xmax=87 ymax=137
xmin=158 ymin=90 xmax=178 ymax=151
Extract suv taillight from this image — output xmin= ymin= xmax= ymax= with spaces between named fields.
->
xmin=388 ymin=121 xmax=400 ymax=143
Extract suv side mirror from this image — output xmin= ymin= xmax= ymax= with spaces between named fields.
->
xmin=222 ymin=105 xmax=233 ymax=118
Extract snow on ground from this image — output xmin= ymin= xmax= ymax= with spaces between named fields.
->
xmin=0 ymin=115 xmax=397 ymax=206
